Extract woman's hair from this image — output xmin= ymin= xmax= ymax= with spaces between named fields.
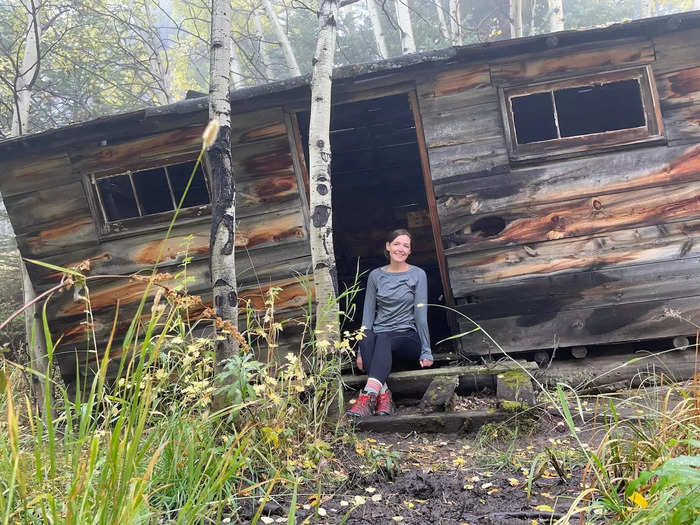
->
xmin=384 ymin=229 xmax=412 ymax=258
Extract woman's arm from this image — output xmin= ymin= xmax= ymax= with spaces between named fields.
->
xmin=361 ymin=270 xmax=377 ymax=332
xmin=414 ymin=269 xmax=432 ymax=363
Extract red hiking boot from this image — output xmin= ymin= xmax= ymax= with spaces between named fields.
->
xmin=375 ymin=389 xmax=394 ymax=416
xmin=347 ymin=392 xmax=376 ymax=418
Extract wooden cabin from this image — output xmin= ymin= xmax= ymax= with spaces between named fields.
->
xmin=2 ymin=12 xmax=700 ymax=389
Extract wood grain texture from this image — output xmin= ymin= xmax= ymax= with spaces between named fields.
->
xmin=458 ymin=295 xmax=700 ymax=355
xmin=3 ymin=182 xmax=90 ymax=233
xmin=0 ymin=153 xmax=74 ymax=197
xmin=436 ymin=144 xmax=700 ymax=226
xmin=490 ymin=40 xmax=655 ymax=85
xmin=432 ymin=64 xmax=491 ymax=97
xmin=652 ymin=28 xmax=700 ymax=75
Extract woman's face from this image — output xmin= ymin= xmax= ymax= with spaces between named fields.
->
xmin=386 ymin=234 xmax=411 ymax=264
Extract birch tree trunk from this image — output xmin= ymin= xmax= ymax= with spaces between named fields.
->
xmin=448 ymin=0 xmax=462 ymax=45
xmin=548 ymin=0 xmax=564 ymax=32
xmin=252 ymin=9 xmax=273 ymax=82
xmin=394 ymin=0 xmax=416 ymax=54
xmin=308 ymin=0 xmax=339 ymax=338
xmin=11 ymin=0 xmax=41 ymax=136
xmin=529 ymin=0 xmax=537 ymax=36
xmin=210 ymin=0 xmax=238 ymax=362
xmin=261 ymin=0 xmax=301 ymax=77
xmin=510 ymin=0 xmax=523 ymax=38
xmin=367 ymin=0 xmax=388 ymax=59
xmin=695 ymin=0 xmax=700 ymax=11
xmin=640 ymin=0 xmax=653 ymax=18
xmin=434 ymin=0 xmax=451 ymax=44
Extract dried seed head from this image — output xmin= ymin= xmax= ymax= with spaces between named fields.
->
xmin=202 ymin=120 xmax=220 ymax=148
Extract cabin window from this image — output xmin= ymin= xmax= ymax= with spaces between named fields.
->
xmin=89 ymin=160 xmax=210 ymax=236
xmin=501 ymin=66 xmax=664 ymax=162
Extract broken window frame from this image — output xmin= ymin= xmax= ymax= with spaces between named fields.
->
xmin=85 ymin=158 xmax=212 ymax=239
xmin=499 ymin=66 xmax=665 ymax=163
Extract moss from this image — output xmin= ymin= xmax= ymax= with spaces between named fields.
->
xmin=501 ymin=399 xmax=529 ymax=412
xmin=499 ymin=369 xmax=531 ymax=388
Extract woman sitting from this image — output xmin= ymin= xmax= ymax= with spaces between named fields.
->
xmin=347 ymin=229 xmax=433 ymax=418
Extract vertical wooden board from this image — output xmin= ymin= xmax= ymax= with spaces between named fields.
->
xmin=435 ymin=143 xmax=700 ymax=216
xmin=0 ymin=153 xmax=75 ymax=197
xmin=458 ymin=295 xmax=700 ymax=355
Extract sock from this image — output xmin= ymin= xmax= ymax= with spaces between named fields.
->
xmin=379 ymin=383 xmax=389 ymax=394
xmin=364 ymin=377 xmax=382 ymax=395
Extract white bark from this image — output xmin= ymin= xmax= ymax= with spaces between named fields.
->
xmin=252 ymin=8 xmax=272 ymax=81
xmin=210 ymin=0 xmax=238 ymax=361
xmin=640 ymin=0 xmax=653 ymax=18
xmin=308 ymin=0 xmax=339 ymax=337
xmin=367 ymin=0 xmax=388 ymax=59
xmin=529 ymin=0 xmax=537 ymax=36
xmin=261 ymin=0 xmax=301 ymax=77
xmin=548 ymin=0 xmax=564 ymax=32
xmin=11 ymin=0 xmax=41 ymax=136
xmin=448 ymin=0 xmax=462 ymax=45
xmin=394 ymin=0 xmax=416 ymax=54
xmin=510 ymin=0 xmax=523 ymax=38
xmin=230 ymin=37 xmax=245 ymax=89
xmin=695 ymin=0 xmax=700 ymax=11
xmin=434 ymin=0 xmax=451 ymax=44
xmin=143 ymin=0 xmax=171 ymax=105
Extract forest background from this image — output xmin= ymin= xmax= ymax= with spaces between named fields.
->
xmin=1 ymin=0 xmax=699 ymax=352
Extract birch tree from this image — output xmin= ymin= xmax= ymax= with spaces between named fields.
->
xmin=641 ymin=0 xmax=653 ymax=17
xmin=230 ymin=37 xmax=246 ymax=89
xmin=367 ymin=0 xmax=388 ymax=59
xmin=448 ymin=0 xmax=462 ymax=45
xmin=261 ymin=0 xmax=300 ymax=76
xmin=308 ymin=0 xmax=339 ymax=336
xmin=548 ymin=0 xmax=564 ymax=32
xmin=251 ymin=7 xmax=273 ymax=81
xmin=209 ymin=0 xmax=238 ymax=361
xmin=510 ymin=0 xmax=523 ymax=38
xmin=9 ymin=0 xmax=41 ymax=136
xmin=394 ymin=0 xmax=416 ymax=54
xmin=434 ymin=0 xmax=451 ymax=44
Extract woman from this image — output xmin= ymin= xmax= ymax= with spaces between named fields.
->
xmin=347 ymin=229 xmax=433 ymax=418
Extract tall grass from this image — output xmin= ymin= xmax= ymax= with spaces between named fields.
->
xmin=0 ymin=140 xmax=363 ymax=523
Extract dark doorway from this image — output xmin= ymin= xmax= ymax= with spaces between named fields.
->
xmin=297 ymin=93 xmax=451 ymax=346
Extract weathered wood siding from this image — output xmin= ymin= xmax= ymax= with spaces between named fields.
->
xmin=0 ymin=106 xmax=311 ymax=385
xmin=417 ymin=30 xmax=700 ymax=354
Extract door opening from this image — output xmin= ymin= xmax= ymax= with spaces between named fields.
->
xmin=297 ymin=93 xmax=451 ymax=346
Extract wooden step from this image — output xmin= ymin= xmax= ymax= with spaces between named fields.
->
xmin=342 ymin=360 xmax=538 ymax=396
xmin=352 ymin=409 xmax=510 ymax=433
xmin=341 ymin=350 xmax=460 ymax=374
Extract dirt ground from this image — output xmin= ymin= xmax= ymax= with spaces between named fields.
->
xmin=253 ymin=396 xmax=600 ymax=525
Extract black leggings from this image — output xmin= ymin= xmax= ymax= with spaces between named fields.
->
xmin=359 ymin=329 xmax=421 ymax=384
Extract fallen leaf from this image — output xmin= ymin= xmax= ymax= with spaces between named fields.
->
xmin=463 ymin=484 xmax=474 ymax=490
xmin=340 ymin=500 xmax=349 ymax=507
xmin=480 ymin=483 xmax=493 ymax=490
xmin=508 ymin=478 xmax=520 ymax=486
xmin=392 ymin=517 xmax=404 ymax=522
xmin=403 ymin=501 xmax=415 ymax=509
xmin=353 ymin=495 xmax=366 ymax=505
xmin=534 ymin=504 xmax=555 ymax=512
xmin=487 ymin=488 xmax=500 ymax=494
xmin=466 ymin=476 xmax=480 ymax=482
xmin=371 ymin=494 xmax=382 ymax=502
xmin=365 ymin=487 xmax=376 ymax=493
xmin=260 ymin=518 xmax=274 ymax=525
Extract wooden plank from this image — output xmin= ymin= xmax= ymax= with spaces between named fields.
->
xmin=662 ymin=103 xmax=700 ymax=145
xmin=16 ymin=214 xmax=99 ymax=258
xmin=230 ymin=136 xmax=294 ymax=180
xmin=652 ymin=28 xmax=700 ymax=75
xmin=458 ymin=294 xmax=700 ymax=355
xmin=69 ymin=125 xmax=204 ymax=175
xmin=490 ymin=40 xmax=655 ymax=85
xmin=230 ymin=107 xmax=287 ymax=144
xmin=440 ymin=180 xmax=700 ymax=253
xmin=657 ymin=66 xmax=700 ymax=109
xmin=454 ymin=256 xmax=700 ymax=321
xmin=421 ymin=100 xmax=504 ymax=149
xmin=354 ymin=410 xmax=510 ymax=434
xmin=432 ymin=64 xmax=492 ymax=97
xmin=427 ymin=139 xmax=510 ymax=183
xmin=448 ymin=219 xmax=700 ymax=288
xmin=0 ymin=153 xmax=75 ymax=197
xmin=3 ymin=182 xmax=90 ymax=233
xmin=435 ymin=143 xmax=700 ymax=215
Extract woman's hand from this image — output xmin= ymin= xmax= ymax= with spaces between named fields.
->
xmin=356 ymin=354 xmax=364 ymax=371
xmin=419 ymin=358 xmax=433 ymax=368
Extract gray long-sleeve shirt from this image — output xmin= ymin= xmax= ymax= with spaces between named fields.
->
xmin=361 ymin=265 xmax=432 ymax=360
